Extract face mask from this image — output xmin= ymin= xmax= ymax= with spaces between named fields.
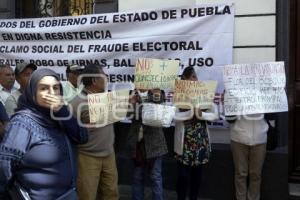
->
xmin=139 ymin=91 xmax=148 ymax=102
xmin=148 ymin=92 xmax=164 ymax=103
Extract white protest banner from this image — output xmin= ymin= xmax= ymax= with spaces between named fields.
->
xmin=0 ymin=4 xmax=234 ymax=90
xmin=88 ymin=90 xmax=129 ymax=126
xmin=134 ymin=58 xmax=179 ymax=90
xmin=174 ymin=80 xmax=217 ymax=109
xmin=223 ymin=62 xmax=288 ymax=116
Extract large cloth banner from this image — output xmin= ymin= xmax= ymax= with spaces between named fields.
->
xmin=88 ymin=90 xmax=129 ymax=126
xmin=0 ymin=4 xmax=234 ymax=90
xmin=223 ymin=62 xmax=288 ymax=116
xmin=174 ymin=80 xmax=217 ymax=109
xmin=134 ymin=58 xmax=179 ymax=90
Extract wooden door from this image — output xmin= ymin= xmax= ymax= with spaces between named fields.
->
xmin=289 ymin=0 xmax=300 ymax=181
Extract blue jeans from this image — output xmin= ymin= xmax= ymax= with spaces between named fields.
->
xmin=132 ymin=156 xmax=163 ymax=200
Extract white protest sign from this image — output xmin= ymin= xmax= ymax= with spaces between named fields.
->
xmin=88 ymin=90 xmax=129 ymax=126
xmin=223 ymin=62 xmax=288 ymax=116
xmin=0 ymin=4 xmax=234 ymax=90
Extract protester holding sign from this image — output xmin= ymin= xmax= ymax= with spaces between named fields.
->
xmin=127 ymin=88 xmax=168 ymax=200
xmin=227 ymin=114 xmax=272 ymax=200
xmin=223 ymin=62 xmax=285 ymax=200
xmin=174 ymin=66 xmax=219 ymax=200
xmin=0 ymin=68 xmax=88 ymax=200
xmin=70 ymin=64 xmax=119 ymax=200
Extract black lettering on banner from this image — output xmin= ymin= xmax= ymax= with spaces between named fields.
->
xmin=7 ymin=31 xmax=112 ymax=41
xmin=15 ymin=33 xmax=43 ymax=41
xmin=30 ymin=59 xmax=55 ymax=66
xmin=0 ymin=45 xmax=30 ymax=53
xmin=44 ymin=31 xmax=112 ymax=40
xmin=180 ymin=6 xmax=231 ymax=18
xmin=88 ymin=43 xmax=129 ymax=53
xmin=90 ymin=16 xmax=110 ymax=24
xmin=39 ymin=17 xmax=88 ymax=27
xmin=132 ymin=41 xmax=203 ymax=51
xmin=2 ymin=33 xmax=13 ymax=41
xmin=0 ymin=59 xmax=24 ymax=65
xmin=112 ymin=11 xmax=158 ymax=23
xmin=19 ymin=20 xmax=36 ymax=28
xmin=70 ymin=59 xmax=107 ymax=66
xmin=0 ymin=21 xmax=17 ymax=28
xmin=32 ymin=45 xmax=64 ymax=53
xmin=67 ymin=45 xmax=85 ymax=53
xmin=161 ymin=9 xmax=177 ymax=19
xmin=113 ymin=59 xmax=135 ymax=67
xmin=188 ymin=57 xmax=214 ymax=67
xmin=57 ymin=59 xmax=70 ymax=66
xmin=108 ymin=74 xmax=135 ymax=83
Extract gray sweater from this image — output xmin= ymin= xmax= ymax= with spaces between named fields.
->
xmin=70 ymin=93 xmax=115 ymax=157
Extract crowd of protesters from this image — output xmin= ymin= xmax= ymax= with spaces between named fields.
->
xmin=0 ymin=63 xmax=274 ymax=200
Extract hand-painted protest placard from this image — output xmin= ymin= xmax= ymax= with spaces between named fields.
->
xmin=134 ymin=58 xmax=179 ymax=90
xmin=88 ymin=90 xmax=129 ymax=126
xmin=173 ymin=80 xmax=217 ymax=109
xmin=223 ymin=62 xmax=288 ymax=116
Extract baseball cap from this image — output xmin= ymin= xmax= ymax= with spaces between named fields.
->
xmin=15 ymin=63 xmax=37 ymax=76
xmin=66 ymin=64 xmax=85 ymax=74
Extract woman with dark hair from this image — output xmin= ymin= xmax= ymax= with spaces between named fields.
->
xmin=174 ymin=66 xmax=219 ymax=200
xmin=0 ymin=68 xmax=88 ymax=200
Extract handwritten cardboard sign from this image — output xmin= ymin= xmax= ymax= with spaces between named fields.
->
xmin=88 ymin=90 xmax=129 ymax=126
xmin=134 ymin=58 xmax=180 ymax=90
xmin=223 ymin=61 xmax=288 ymax=115
xmin=174 ymin=79 xmax=217 ymax=109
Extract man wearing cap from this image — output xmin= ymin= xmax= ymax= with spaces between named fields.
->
xmin=0 ymin=64 xmax=17 ymax=104
xmin=62 ymin=64 xmax=84 ymax=102
xmin=4 ymin=63 xmax=37 ymax=117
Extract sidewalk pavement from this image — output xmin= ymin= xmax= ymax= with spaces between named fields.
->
xmin=118 ymin=185 xmax=212 ymax=200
